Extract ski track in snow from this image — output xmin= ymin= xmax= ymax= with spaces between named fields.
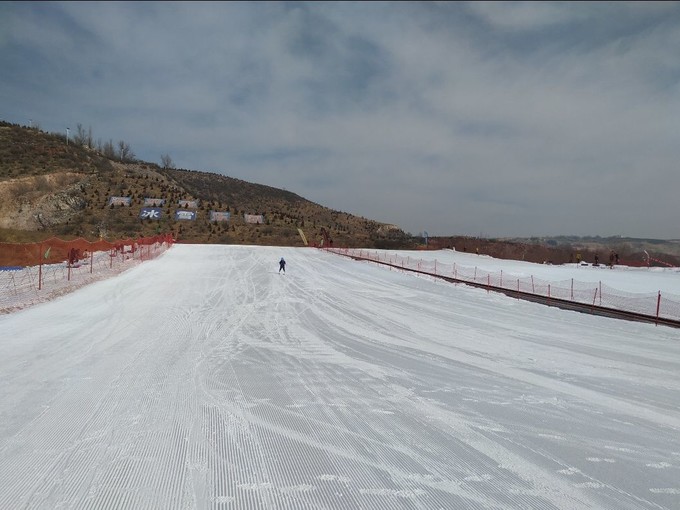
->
xmin=1 ymin=245 xmax=679 ymax=509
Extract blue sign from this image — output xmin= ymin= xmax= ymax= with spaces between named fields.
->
xmin=175 ymin=210 xmax=197 ymax=221
xmin=140 ymin=207 xmax=162 ymax=220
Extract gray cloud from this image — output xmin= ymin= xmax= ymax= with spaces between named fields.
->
xmin=1 ymin=1 xmax=679 ymax=238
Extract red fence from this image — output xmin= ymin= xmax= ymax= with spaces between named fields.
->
xmin=1 ymin=234 xmax=173 ymax=313
xmin=326 ymin=248 xmax=680 ymax=326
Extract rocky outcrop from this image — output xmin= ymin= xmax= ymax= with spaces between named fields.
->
xmin=0 ymin=173 xmax=88 ymax=230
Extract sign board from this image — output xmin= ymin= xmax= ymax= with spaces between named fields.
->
xmin=178 ymin=200 xmax=199 ymax=208
xmin=244 ymin=214 xmax=264 ymax=224
xmin=139 ymin=207 xmax=163 ymax=220
xmin=108 ymin=196 xmax=131 ymax=206
xmin=175 ymin=210 xmax=197 ymax=221
xmin=210 ymin=211 xmax=231 ymax=222
xmin=144 ymin=198 xmax=166 ymax=206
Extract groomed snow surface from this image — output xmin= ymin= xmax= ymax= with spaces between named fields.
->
xmin=1 ymin=245 xmax=679 ymax=510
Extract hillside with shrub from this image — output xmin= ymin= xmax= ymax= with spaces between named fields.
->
xmin=2 ymin=120 xmax=677 ymax=266
xmin=0 ymin=121 xmax=414 ymax=248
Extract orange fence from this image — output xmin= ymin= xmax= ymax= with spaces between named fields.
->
xmin=326 ymin=248 xmax=680 ymax=326
xmin=1 ymin=234 xmax=173 ymax=313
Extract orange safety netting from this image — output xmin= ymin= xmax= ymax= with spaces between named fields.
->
xmin=0 ymin=234 xmax=174 ymax=268
xmin=1 ymin=234 xmax=174 ymax=313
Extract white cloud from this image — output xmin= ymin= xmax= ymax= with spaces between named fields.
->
xmin=1 ymin=1 xmax=679 ymax=238
xmin=465 ymin=1 xmax=587 ymax=31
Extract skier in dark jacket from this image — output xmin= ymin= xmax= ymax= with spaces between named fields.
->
xmin=279 ymin=257 xmax=286 ymax=273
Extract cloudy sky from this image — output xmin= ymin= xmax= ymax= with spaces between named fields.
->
xmin=1 ymin=2 xmax=679 ymax=238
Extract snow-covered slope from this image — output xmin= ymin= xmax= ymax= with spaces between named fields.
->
xmin=1 ymin=245 xmax=679 ymax=509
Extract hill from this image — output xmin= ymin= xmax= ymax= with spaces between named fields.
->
xmin=2 ymin=119 xmax=678 ymax=266
xmin=0 ymin=121 xmax=414 ymax=248
xmin=425 ymin=235 xmax=680 ymax=268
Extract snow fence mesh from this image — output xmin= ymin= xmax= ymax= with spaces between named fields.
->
xmin=327 ymin=248 xmax=680 ymax=323
xmin=0 ymin=234 xmax=174 ymax=313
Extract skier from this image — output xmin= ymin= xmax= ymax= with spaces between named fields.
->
xmin=279 ymin=257 xmax=286 ymax=273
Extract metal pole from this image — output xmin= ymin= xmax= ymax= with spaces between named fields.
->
xmin=38 ymin=243 xmax=43 ymax=290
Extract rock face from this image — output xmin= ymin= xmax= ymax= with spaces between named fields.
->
xmin=0 ymin=173 xmax=87 ymax=230
xmin=33 ymin=189 xmax=87 ymax=228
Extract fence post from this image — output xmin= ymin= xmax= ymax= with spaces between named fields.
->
xmin=38 ymin=243 xmax=43 ymax=290
xmin=90 ymin=249 xmax=94 ymax=274
xmin=656 ymin=291 xmax=661 ymax=324
xmin=517 ymin=278 xmax=520 ymax=298
xmin=474 ymin=267 xmax=477 ymax=281
xmin=487 ymin=274 xmax=490 ymax=293
xmin=599 ymin=281 xmax=602 ymax=306
xmin=434 ymin=259 xmax=437 ymax=275
xmin=571 ymin=278 xmax=573 ymax=301
xmin=592 ymin=287 xmax=598 ymax=310
xmin=531 ymin=275 xmax=535 ymax=294
xmin=500 ymin=270 xmax=503 ymax=288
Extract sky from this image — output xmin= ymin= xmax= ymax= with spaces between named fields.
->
xmin=1 ymin=1 xmax=679 ymax=239
xmin=2 ymin=245 xmax=680 ymax=509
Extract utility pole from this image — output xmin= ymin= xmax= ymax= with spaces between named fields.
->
xmin=66 ymin=127 xmax=70 ymax=145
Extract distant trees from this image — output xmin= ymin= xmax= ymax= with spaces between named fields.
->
xmin=160 ymin=154 xmax=175 ymax=169
xmin=73 ymin=124 xmax=93 ymax=148
xmin=63 ymin=122 xmax=137 ymax=163
xmin=117 ymin=140 xmax=135 ymax=162
xmin=101 ymin=139 xmax=116 ymax=159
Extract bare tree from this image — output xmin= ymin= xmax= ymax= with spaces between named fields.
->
xmin=117 ymin=140 xmax=135 ymax=162
xmin=102 ymin=139 xmax=116 ymax=159
xmin=86 ymin=126 xmax=93 ymax=148
xmin=73 ymin=124 xmax=87 ymax=146
xmin=160 ymin=153 xmax=175 ymax=169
